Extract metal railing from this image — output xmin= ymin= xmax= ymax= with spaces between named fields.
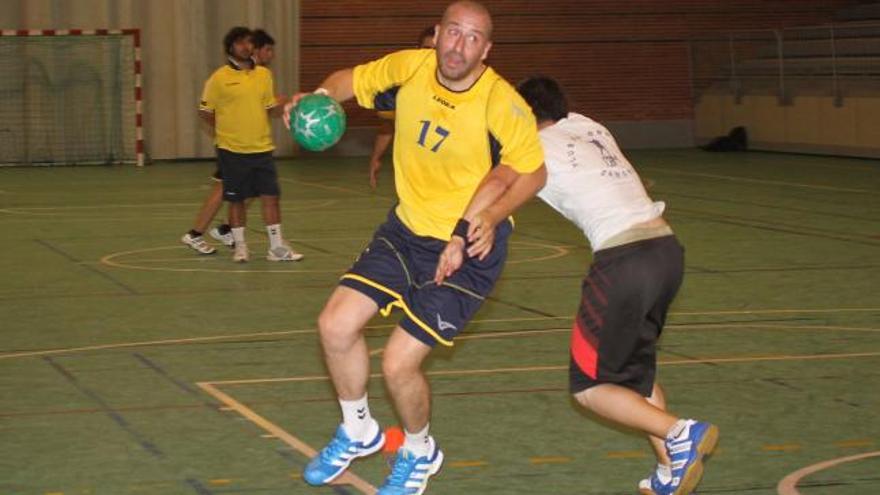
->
xmin=690 ymin=23 xmax=880 ymax=106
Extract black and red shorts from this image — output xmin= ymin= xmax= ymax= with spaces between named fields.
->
xmin=569 ymin=235 xmax=684 ymax=396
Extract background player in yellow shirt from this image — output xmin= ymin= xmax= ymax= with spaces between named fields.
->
xmin=283 ymin=2 xmax=546 ymax=493
xmin=182 ymin=28 xmax=283 ymax=255
xmin=198 ymin=27 xmax=302 ymax=263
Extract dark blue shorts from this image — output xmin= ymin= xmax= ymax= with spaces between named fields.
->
xmin=340 ymin=209 xmax=512 ymax=347
xmin=216 ymin=148 xmax=279 ymax=202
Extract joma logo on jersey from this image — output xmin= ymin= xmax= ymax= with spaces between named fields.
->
xmin=432 ymin=95 xmax=455 ymax=110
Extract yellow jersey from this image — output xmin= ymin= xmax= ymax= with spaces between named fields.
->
xmin=200 ymin=63 xmax=276 ymax=153
xmin=353 ymin=49 xmax=544 ymax=240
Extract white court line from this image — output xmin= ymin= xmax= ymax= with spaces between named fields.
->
xmin=777 ymin=451 xmax=880 ymax=495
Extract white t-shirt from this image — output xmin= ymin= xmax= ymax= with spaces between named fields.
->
xmin=537 ymin=113 xmax=665 ymax=250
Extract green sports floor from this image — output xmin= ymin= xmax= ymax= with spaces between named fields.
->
xmin=1 ymin=150 xmax=878 ymax=495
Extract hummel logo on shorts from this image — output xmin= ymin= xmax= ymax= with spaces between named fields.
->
xmin=436 ymin=314 xmax=457 ymax=332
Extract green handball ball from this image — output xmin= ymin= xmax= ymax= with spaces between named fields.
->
xmin=291 ymin=93 xmax=346 ymax=151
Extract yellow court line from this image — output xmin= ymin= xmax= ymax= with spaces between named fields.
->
xmin=448 ymin=460 xmax=489 ymax=468
xmin=645 ymin=167 xmax=873 ymax=194
xmin=279 ymin=177 xmax=390 ymax=200
xmin=197 ymin=382 xmax=377 ymax=495
xmin=777 ymin=451 xmax=880 ymax=495
xmin=763 ymin=444 xmax=802 ymax=452
xmin=529 ymin=456 xmax=572 ymax=464
xmin=6 ymin=314 xmax=879 ymax=361
xmin=202 ymin=350 xmax=880 ymax=387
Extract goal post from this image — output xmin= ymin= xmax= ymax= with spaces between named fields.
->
xmin=0 ymin=29 xmax=143 ymax=166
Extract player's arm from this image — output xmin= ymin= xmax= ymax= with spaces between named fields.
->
xmin=199 ymin=109 xmax=215 ymax=126
xmin=199 ymin=75 xmax=217 ymax=128
xmin=284 ymin=50 xmax=430 ymax=128
xmin=434 ymin=164 xmax=546 ymax=284
xmin=369 ymin=119 xmax=395 ymax=188
xmin=283 ymin=69 xmax=354 ymax=128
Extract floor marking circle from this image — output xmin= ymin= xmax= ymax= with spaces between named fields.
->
xmin=777 ymin=451 xmax=880 ymax=494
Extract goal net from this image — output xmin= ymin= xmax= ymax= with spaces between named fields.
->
xmin=0 ymin=29 xmax=143 ymax=166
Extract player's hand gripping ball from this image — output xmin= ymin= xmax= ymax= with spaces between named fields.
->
xmin=290 ymin=94 xmax=346 ymax=151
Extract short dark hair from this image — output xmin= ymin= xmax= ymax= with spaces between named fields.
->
xmin=418 ymin=26 xmax=435 ymax=46
xmin=516 ymin=76 xmax=569 ymax=123
xmin=252 ymin=29 xmax=275 ymax=49
xmin=223 ymin=26 xmax=252 ymax=55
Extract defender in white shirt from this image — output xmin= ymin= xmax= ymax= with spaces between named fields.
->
xmin=517 ymin=77 xmax=718 ymax=495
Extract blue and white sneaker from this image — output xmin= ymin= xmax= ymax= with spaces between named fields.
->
xmin=665 ymin=420 xmax=719 ymax=494
xmin=302 ymin=424 xmax=385 ymax=486
xmin=377 ymin=437 xmax=444 ymax=495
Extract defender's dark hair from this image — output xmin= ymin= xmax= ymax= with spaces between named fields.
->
xmin=418 ymin=26 xmax=435 ymax=46
xmin=252 ymin=29 xmax=275 ymax=49
xmin=516 ymin=76 xmax=569 ymax=123
xmin=223 ymin=26 xmax=252 ymax=55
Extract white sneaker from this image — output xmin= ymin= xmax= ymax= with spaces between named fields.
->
xmin=209 ymin=227 xmax=235 ymax=248
xmin=233 ymin=243 xmax=250 ymax=263
xmin=267 ymin=244 xmax=304 ymax=261
xmin=181 ymin=233 xmax=216 ymax=255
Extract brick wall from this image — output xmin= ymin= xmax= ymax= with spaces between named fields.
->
xmin=301 ymin=1 xmax=853 ymax=126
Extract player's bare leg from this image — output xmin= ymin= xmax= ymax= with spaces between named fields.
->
xmin=317 ymin=287 xmax=378 ymax=400
xmin=260 ymin=194 xmax=303 ymax=261
xmin=228 ymin=201 xmax=249 ymax=262
xmin=646 ymin=383 xmax=671 ymax=464
xmin=181 ymin=182 xmax=224 ymax=255
xmin=302 ymin=287 xmax=384 ymax=486
xmin=379 ymin=326 xmax=444 ymax=492
xmin=260 ymin=194 xmax=281 ymax=225
xmin=574 ymin=383 xmax=677 ymax=438
xmin=382 ymin=328 xmax=433 ymax=433
xmin=194 ymin=182 xmax=224 ymax=233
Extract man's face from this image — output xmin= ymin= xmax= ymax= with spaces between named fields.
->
xmin=434 ymin=6 xmax=491 ymax=81
xmin=254 ymin=44 xmax=275 ymax=66
xmin=231 ymin=36 xmax=253 ymax=61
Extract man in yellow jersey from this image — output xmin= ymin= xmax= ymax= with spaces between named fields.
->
xmin=197 ymin=27 xmax=302 ymax=263
xmin=368 ymin=26 xmax=437 ymax=189
xmin=282 ymin=2 xmax=546 ymax=493
xmin=183 ymin=28 xmax=283 ymax=254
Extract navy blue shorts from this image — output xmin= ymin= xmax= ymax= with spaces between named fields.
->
xmin=340 ymin=209 xmax=512 ymax=347
xmin=216 ymin=148 xmax=279 ymax=202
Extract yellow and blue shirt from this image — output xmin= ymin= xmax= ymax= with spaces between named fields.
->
xmin=353 ymin=49 xmax=544 ymax=240
xmin=200 ymin=63 xmax=277 ymax=153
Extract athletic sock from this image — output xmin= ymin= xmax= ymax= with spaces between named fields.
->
xmin=231 ymin=227 xmax=246 ymax=246
xmin=217 ymin=223 xmax=231 ymax=235
xmin=666 ymin=418 xmax=690 ymax=441
xmin=340 ymin=394 xmax=376 ymax=441
xmin=656 ymin=463 xmax=672 ymax=484
xmin=403 ymin=423 xmax=431 ymax=458
xmin=188 ymin=229 xmax=202 ymax=238
xmin=266 ymin=223 xmax=283 ymax=249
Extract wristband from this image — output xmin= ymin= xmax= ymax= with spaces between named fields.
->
xmin=314 ymin=87 xmax=330 ymax=96
xmin=452 ymin=218 xmax=470 ymax=240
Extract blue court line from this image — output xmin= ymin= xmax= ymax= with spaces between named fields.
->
xmin=44 ymin=356 xmax=163 ymax=458
xmin=34 ymin=238 xmax=139 ymax=295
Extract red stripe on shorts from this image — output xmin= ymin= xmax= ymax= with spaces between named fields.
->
xmin=571 ymin=318 xmax=598 ymax=379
